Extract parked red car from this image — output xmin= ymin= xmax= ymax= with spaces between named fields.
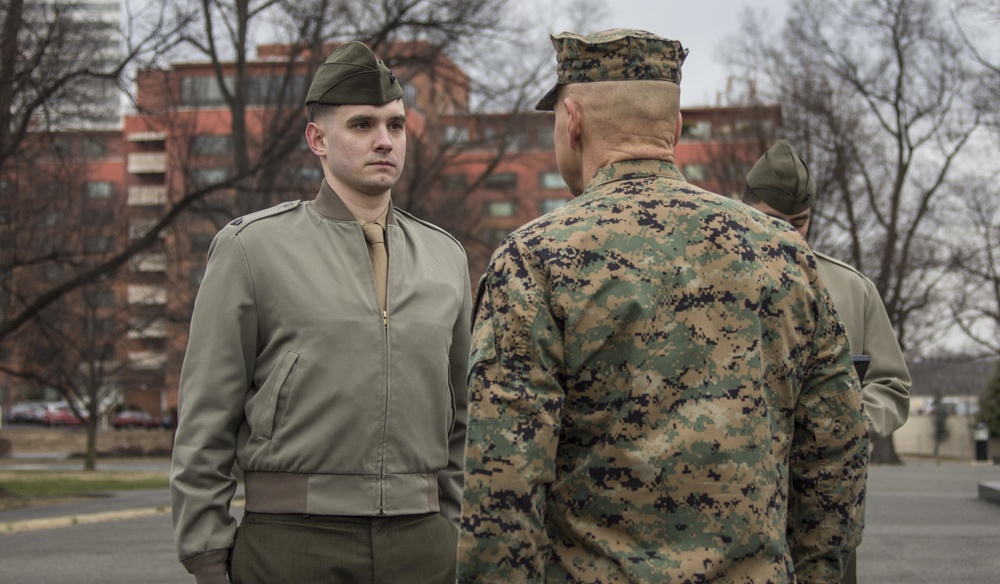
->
xmin=109 ymin=410 xmax=160 ymax=430
xmin=46 ymin=406 xmax=87 ymax=427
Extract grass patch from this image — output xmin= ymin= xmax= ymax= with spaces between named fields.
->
xmin=0 ymin=470 xmax=168 ymax=511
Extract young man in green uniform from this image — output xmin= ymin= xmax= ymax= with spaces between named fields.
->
xmin=458 ymin=29 xmax=869 ymax=583
xmin=170 ymin=42 xmax=471 ymax=584
xmin=744 ymin=139 xmax=912 ymax=584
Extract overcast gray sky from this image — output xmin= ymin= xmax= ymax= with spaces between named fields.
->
xmin=597 ymin=0 xmax=791 ymax=106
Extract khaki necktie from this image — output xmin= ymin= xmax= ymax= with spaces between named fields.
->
xmin=361 ymin=222 xmax=387 ymax=312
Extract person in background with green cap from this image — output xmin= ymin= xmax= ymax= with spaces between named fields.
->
xmin=744 ymin=138 xmax=912 ymax=584
xmin=458 ymin=28 xmax=869 ymax=583
xmin=170 ymin=41 xmax=471 ymax=584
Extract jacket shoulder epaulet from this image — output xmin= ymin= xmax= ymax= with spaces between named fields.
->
xmin=393 ymin=207 xmax=464 ymax=250
xmin=226 ymin=200 xmax=301 ymax=233
xmin=814 ymin=250 xmax=874 ymax=283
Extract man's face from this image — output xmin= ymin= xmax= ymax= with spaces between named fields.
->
xmin=746 ymin=200 xmax=812 ymax=241
xmin=310 ymin=99 xmax=407 ymax=198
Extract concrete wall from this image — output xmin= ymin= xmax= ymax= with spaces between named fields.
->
xmin=893 ymin=414 xmax=992 ymax=460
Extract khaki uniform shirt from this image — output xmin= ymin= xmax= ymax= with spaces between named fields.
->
xmin=815 ymin=251 xmax=911 ymax=438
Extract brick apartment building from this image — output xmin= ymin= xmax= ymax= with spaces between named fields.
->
xmin=2 ymin=42 xmax=779 ymax=421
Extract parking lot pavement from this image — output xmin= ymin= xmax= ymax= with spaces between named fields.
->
xmin=1 ymin=456 xmax=997 ymax=583
xmin=858 ymin=458 xmax=1000 ymax=583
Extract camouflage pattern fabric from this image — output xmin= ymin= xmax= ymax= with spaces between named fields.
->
xmin=535 ymin=29 xmax=687 ymax=111
xmin=458 ymin=160 xmax=869 ymax=583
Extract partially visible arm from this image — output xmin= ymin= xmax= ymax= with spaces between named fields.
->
xmin=787 ymin=287 xmax=870 ymax=583
xmin=859 ymin=282 xmax=911 ymax=439
xmin=439 ymin=259 xmax=472 ymax=527
xmin=170 ymin=230 xmax=258 ymax=582
xmin=458 ymin=240 xmax=565 ymax=583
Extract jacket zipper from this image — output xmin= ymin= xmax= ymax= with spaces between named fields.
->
xmin=377 ymin=236 xmax=389 ymax=516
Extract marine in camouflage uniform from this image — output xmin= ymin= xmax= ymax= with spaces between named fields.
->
xmin=744 ymin=139 xmax=912 ymax=584
xmin=458 ymin=29 xmax=870 ymax=583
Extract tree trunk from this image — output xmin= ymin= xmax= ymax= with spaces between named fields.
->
xmin=869 ymin=435 xmax=902 ymax=465
xmin=84 ymin=420 xmax=98 ymax=471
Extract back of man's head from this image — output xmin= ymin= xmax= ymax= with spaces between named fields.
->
xmin=534 ymin=29 xmax=688 ymax=112
xmin=744 ymin=139 xmax=815 ymax=214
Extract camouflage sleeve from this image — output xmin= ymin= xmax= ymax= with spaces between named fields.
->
xmin=458 ymin=239 xmax=565 ymax=583
xmin=787 ymin=285 xmax=870 ymax=582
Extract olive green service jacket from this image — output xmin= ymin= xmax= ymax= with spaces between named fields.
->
xmin=458 ymin=160 xmax=869 ymax=583
xmin=815 ymin=251 xmax=911 ymax=439
xmin=170 ymin=183 xmax=472 ymax=581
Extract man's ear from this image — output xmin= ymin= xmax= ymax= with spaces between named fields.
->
xmin=674 ymin=111 xmax=683 ymax=147
xmin=564 ymin=97 xmax=582 ymax=152
xmin=304 ymin=122 xmax=326 ymax=157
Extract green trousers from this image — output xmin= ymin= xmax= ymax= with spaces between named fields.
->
xmin=841 ymin=549 xmax=858 ymax=584
xmin=230 ymin=511 xmax=457 ymax=584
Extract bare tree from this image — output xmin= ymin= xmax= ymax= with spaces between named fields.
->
xmin=949 ymin=178 xmax=1000 ymax=356
xmin=0 ymin=1 xmax=189 ymax=343
xmin=0 ymin=0 xmax=558 ymax=344
xmin=726 ymin=0 xmax=990 ymax=463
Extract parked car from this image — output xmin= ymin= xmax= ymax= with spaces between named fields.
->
xmin=46 ymin=406 xmax=88 ymax=427
xmin=109 ymin=409 xmax=160 ymax=430
xmin=7 ymin=401 xmax=52 ymax=425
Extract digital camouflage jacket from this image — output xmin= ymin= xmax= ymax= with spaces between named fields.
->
xmin=458 ymin=160 xmax=869 ymax=583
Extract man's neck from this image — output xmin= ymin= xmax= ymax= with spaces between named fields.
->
xmin=322 ymin=177 xmax=391 ymax=223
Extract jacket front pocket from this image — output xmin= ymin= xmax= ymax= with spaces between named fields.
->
xmin=253 ymin=351 xmax=299 ymax=440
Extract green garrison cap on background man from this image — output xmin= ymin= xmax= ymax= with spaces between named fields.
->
xmin=305 ymin=41 xmax=403 ymax=106
xmin=535 ymin=28 xmax=688 ymax=111
xmin=745 ymin=139 xmax=816 ymax=215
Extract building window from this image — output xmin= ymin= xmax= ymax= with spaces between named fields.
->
xmin=720 ymin=163 xmax=751 ymax=183
xmin=84 ymin=236 xmax=114 ymax=254
xmin=130 ymin=253 xmax=167 ymax=272
xmin=81 ymin=137 xmax=107 ymax=157
xmin=484 ymin=173 xmax=517 ymax=191
xmin=682 ymin=164 xmax=709 ymax=182
xmin=44 ymin=212 xmax=63 ymax=227
xmin=295 ymin=166 xmax=324 ymax=185
xmin=540 ymin=172 xmax=566 ymax=189
xmin=189 ymin=135 xmax=231 ymax=155
xmin=403 ymin=83 xmax=418 ymax=105
xmin=487 ymin=201 xmax=516 ymax=218
xmin=502 ymin=131 xmax=527 ymax=152
xmin=85 ymin=181 xmax=115 ymax=198
xmin=127 ymin=285 xmax=166 ymax=305
xmin=536 ymin=127 xmax=554 ymax=149
xmin=129 ymin=218 xmax=160 ymax=240
xmin=487 ymin=228 xmax=511 ymax=246
xmin=443 ymin=126 xmax=469 ymax=145
xmin=540 ymin=199 xmax=568 ymax=214
xmin=127 ymin=317 xmax=167 ymax=339
xmin=190 ymin=167 xmax=228 ymax=187
xmin=190 ymin=266 xmax=207 ymax=287
xmin=189 ymin=233 xmax=215 ymax=254
xmin=441 ymin=174 xmax=467 ymax=192
xmin=681 ymin=120 xmax=711 ymax=141
xmin=181 ymin=76 xmax=236 ymax=106
xmin=246 ymin=74 xmax=308 ymax=105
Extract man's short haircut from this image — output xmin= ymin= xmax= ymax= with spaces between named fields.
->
xmin=306 ymin=102 xmax=338 ymax=124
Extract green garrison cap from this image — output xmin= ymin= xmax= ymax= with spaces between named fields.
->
xmin=305 ymin=41 xmax=403 ymax=106
xmin=535 ymin=29 xmax=688 ymax=111
xmin=745 ymin=139 xmax=815 ymax=214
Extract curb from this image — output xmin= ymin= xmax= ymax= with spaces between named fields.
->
xmin=1 ymin=499 xmax=245 ymax=535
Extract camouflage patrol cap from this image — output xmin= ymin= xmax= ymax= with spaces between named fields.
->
xmin=305 ymin=41 xmax=403 ymax=106
xmin=535 ymin=29 xmax=688 ymax=111
xmin=745 ymin=139 xmax=815 ymax=214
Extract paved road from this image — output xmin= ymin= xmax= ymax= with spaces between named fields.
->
xmin=1 ymin=458 xmax=998 ymax=583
